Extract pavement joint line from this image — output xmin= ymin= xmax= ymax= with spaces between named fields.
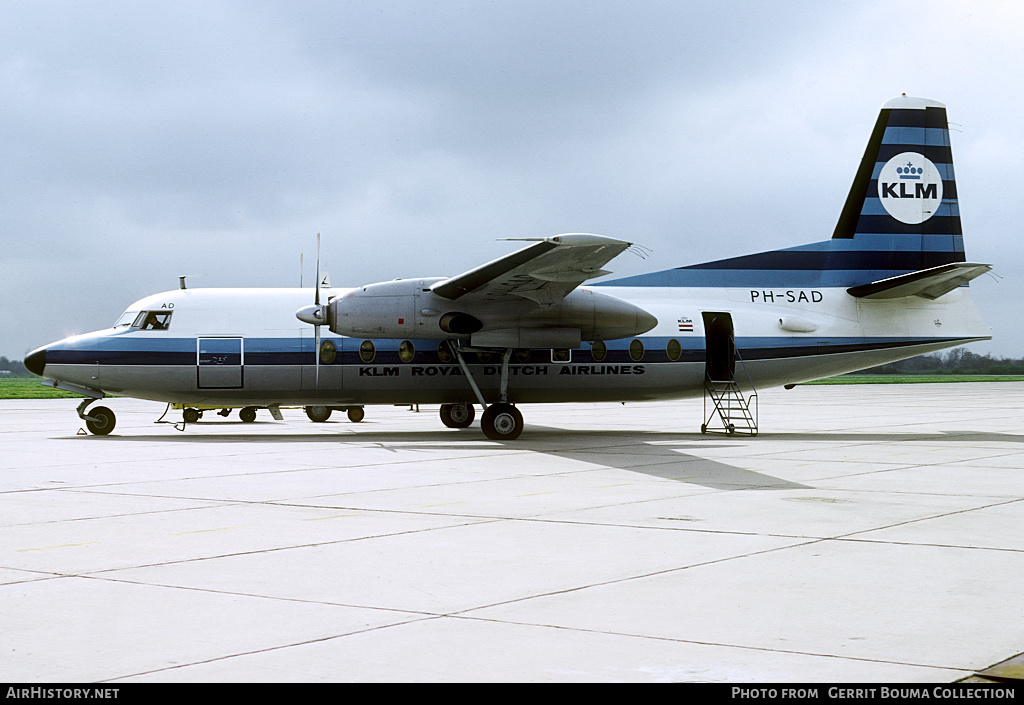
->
xmin=78 ymin=572 xmax=447 ymax=618
xmin=440 ymin=536 xmax=832 ymax=617
xmin=441 ymin=613 xmax=974 ymax=675
xmin=100 ymin=613 xmax=447 ymax=683
xmin=67 ymin=518 xmax=508 ymax=577
xmin=832 ymin=496 xmax=1024 ymax=542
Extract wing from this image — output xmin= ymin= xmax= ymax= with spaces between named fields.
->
xmin=430 ymin=233 xmax=632 ymax=305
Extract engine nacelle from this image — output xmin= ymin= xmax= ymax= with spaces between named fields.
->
xmin=306 ymin=277 xmax=657 ymax=345
xmin=327 ymin=279 xmax=424 ymax=338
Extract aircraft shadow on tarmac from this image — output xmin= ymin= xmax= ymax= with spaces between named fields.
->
xmin=59 ymin=418 xmax=1024 ymax=491
xmin=55 ymin=421 xmax=839 ymax=491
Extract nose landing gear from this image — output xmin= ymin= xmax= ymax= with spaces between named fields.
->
xmin=77 ymin=399 xmax=116 ymax=436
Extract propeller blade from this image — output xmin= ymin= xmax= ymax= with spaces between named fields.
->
xmin=314 ymin=233 xmax=322 ymax=395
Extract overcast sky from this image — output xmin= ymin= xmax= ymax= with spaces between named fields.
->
xmin=3 ymin=1 xmax=1022 ymax=359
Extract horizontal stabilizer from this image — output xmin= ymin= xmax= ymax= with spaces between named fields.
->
xmin=846 ymin=262 xmax=991 ymax=300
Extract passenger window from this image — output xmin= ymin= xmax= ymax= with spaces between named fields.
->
xmin=359 ymin=340 xmax=376 ymax=363
xmin=629 ymin=339 xmax=644 ymax=361
xmin=320 ymin=339 xmax=337 ymax=364
xmin=590 ymin=341 xmax=607 ymax=362
xmin=399 ymin=340 xmax=415 ymax=363
xmin=666 ymin=338 xmax=682 ymax=361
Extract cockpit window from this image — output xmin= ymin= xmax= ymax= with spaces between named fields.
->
xmin=114 ymin=311 xmax=140 ymax=328
xmin=135 ymin=311 xmax=172 ymax=330
xmin=116 ymin=310 xmax=173 ymax=330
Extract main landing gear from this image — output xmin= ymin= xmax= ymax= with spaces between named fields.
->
xmin=439 ymin=402 xmax=475 ymax=428
xmin=480 ymin=403 xmax=523 ymax=440
xmin=447 ymin=343 xmax=526 ymax=441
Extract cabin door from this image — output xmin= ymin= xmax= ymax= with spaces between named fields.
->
xmin=197 ymin=337 xmax=244 ymax=389
xmin=702 ymin=312 xmax=736 ymax=382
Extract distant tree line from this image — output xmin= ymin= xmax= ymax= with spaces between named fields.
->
xmin=1 ymin=357 xmax=29 ymax=376
xmin=859 ymin=348 xmax=1024 ymax=375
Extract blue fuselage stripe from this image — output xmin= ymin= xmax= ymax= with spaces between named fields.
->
xmin=44 ymin=335 xmax=971 ymax=368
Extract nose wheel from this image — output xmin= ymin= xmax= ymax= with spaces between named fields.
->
xmin=84 ymin=406 xmax=116 ymax=435
xmin=76 ymin=399 xmax=116 ymax=435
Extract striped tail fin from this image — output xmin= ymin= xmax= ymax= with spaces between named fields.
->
xmin=829 ymin=94 xmax=963 ymax=276
xmin=600 ymin=95 xmax=974 ymax=290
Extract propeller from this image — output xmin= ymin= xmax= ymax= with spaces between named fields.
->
xmin=314 ymin=234 xmax=321 ymax=392
xmin=296 ymin=233 xmax=327 ymax=393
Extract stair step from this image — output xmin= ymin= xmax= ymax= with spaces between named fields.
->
xmin=704 ymin=369 xmax=758 ymax=435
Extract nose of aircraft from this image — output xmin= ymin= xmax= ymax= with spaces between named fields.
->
xmin=24 ymin=346 xmax=46 ymax=377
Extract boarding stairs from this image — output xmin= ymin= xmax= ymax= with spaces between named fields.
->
xmin=702 ymin=343 xmax=758 ymax=436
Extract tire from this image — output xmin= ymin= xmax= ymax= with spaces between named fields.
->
xmin=183 ymin=408 xmax=200 ymax=424
xmin=440 ymin=403 xmax=475 ymax=428
xmin=239 ymin=407 xmax=258 ymax=423
xmin=306 ymin=405 xmax=332 ymax=422
xmin=481 ymin=403 xmax=523 ymax=441
xmin=85 ymin=406 xmax=116 ymax=436
xmin=346 ymin=406 xmax=365 ymax=423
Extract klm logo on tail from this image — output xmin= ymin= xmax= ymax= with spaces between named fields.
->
xmin=878 ymin=152 xmax=943 ymax=224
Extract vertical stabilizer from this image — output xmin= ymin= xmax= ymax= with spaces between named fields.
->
xmin=830 ymin=95 xmax=963 ymax=273
xmin=599 ymin=95 xmax=969 ymax=289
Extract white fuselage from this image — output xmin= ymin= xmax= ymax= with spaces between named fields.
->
xmin=35 ymin=282 xmax=990 ymax=408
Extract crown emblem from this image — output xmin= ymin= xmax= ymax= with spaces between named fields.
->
xmin=897 ymin=162 xmax=923 ymax=180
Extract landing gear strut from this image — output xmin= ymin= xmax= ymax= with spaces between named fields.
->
xmin=77 ymin=398 xmax=116 ymax=436
xmin=449 ymin=343 xmax=525 ymax=440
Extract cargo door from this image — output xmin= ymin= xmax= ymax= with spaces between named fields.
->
xmin=197 ymin=337 xmax=244 ymax=389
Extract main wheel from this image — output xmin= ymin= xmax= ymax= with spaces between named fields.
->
xmin=85 ymin=406 xmax=116 ymax=436
xmin=481 ymin=403 xmax=523 ymax=440
xmin=183 ymin=408 xmax=200 ymax=424
xmin=306 ymin=405 xmax=332 ymax=422
xmin=239 ymin=406 xmax=258 ymax=423
xmin=440 ymin=403 xmax=475 ymax=428
xmin=346 ymin=406 xmax=365 ymax=423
